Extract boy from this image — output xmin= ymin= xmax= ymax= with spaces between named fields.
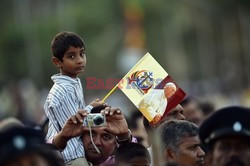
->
xmin=115 ymin=142 xmax=151 ymax=166
xmin=44 ymin=31 xmax=104 ymax=166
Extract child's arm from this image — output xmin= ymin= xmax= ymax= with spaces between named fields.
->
xmin=84 ymin=99 xmax=107 ymax=112
xmin=52 ymin=110 xmax=88 ymax=150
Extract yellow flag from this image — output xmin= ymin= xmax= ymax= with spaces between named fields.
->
xmin=104 ymin=52 xmax=186 ymax=126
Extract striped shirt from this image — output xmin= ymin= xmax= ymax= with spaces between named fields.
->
xmin=44 ymin=74 xmax=86 ymax=163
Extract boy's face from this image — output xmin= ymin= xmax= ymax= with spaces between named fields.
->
xmin=54 ymin=46 xmax=86 ymax=78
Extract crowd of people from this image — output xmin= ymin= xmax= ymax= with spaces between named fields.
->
xmin=0 ymin=31 xmax=250 ymax=166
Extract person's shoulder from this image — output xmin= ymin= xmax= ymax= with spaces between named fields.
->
xmin=52 ymin=74 xmax=81 ymax=88
xmin=46 ymin=80 xmax=81 ymax=105
xmin=46 ymin=83 xmax=69 ymax=106
xmin=51 ymin=75 xmax=79 ymax=92
xmin=50 ymin=83 xmax=68 ymax=96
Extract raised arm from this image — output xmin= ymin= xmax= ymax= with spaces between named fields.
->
xmin=102 ymin=107 xmax=131 ymax=143
xmin=52 ymin=110 xmax=88 ymax=150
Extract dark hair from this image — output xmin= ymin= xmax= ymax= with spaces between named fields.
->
xmin=160 ymin=120 xmax=199 ymax=152
xmin=41 ymin=118 xmax=49 ymax=135
xmin=180 ymin=96 xmax=199 ymax=107
xmin=2 ymin=147 xmax=64 ymax=166
xmin=0 ymin=127 xmax=64 ymax=166
xmin=91 ymin=105 xmax=107 ymax=113
xmin=51 ymin=31 xmax=85 ymax=61
xmin=143 ymin=116 xmax=153 ymax=135
xmin=115 ymin=142 xmax=151 ymax=164
xmin=128 ymin=110 xmax=143 ymax=129
xmin=199 ymin=102 xmax=215 ymax=116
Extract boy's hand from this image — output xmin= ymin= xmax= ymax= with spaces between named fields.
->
xmin=89 ymin=99 xmax=107 ymax=108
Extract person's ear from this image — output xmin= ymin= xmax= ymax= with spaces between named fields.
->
xmin=164 ymin=148 xmax=176 ymax=163
xmin=52 ymin=57 xmax=62 ymax=68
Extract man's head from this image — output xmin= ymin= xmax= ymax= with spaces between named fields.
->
xmin=165 ymin=104 xmax=185 ymax=121
xmin=115 ymin=142 xmax=151 ymax=166
xmin=160 ymin=120 xmax=205 ymax=166
xmin=199 ymin=106 xmax=250 ymax=166
xmin=0 ymin=117 xmax=24 ymax=133
xmin=81 ymin=105 xmax=122 ymax=165
xmin=0 ymin=127 xmax=63 ymax=166
xmin=81 ymin=127 xmax=117 ymax=165
xmin=180 ymin=97 xmax=204 ymax=126
xmin=128 ymin=110 xmax=148 ymax=147
xmin=164 ymin=82 xmax=177 ymax=99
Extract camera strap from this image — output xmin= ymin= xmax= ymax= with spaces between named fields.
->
xmin=87 ymin=122 xmax=100 ymax=154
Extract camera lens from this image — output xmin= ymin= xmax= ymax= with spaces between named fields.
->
xmin=93 ymin=116 xmax=104 ymax=125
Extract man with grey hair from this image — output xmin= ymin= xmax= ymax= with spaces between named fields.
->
xmin=160 ymin=120 xmax=205 ymax=166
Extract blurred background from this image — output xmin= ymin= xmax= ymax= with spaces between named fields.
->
xmin=1 ymin=0 xmax=250 ymax=126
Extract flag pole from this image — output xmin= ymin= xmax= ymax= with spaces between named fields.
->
xmin=102 ymin=53 xmax=150 ymax=102
xmin=102 ymin=84 xmax=118 ymax=102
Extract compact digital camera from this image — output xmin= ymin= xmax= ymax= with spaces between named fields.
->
xmin=83 ymin=113 xmax=106 ymax=127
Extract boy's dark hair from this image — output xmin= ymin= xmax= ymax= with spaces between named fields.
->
xmin=51 ymin=31 xmax=85 ymax=62
xmin=115 ymin=142 xmax=151 ymax=164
